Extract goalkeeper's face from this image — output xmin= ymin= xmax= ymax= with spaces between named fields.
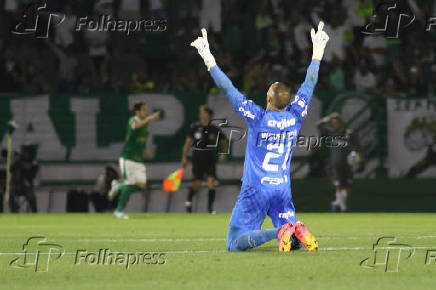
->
xmin=267 ymin=82 xmax=291 ymax=111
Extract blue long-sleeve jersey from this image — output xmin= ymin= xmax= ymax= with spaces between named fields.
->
xmin=210 ymin=61 xmax=320 ymax=190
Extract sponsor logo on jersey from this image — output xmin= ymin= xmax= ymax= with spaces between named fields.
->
xmin=292 ymin=95 xmax=306 ymax=108
xmin=278 ymin=211 xmax=295 ymax=219
xmin=260 ymin=176 xmax=288 ymax=185
xmin=301 ymin=105 xmax=308 ymax=117
xmin=238 ymin=107 xmax=255 ymax=120
xmin=290 ymin=95 xmax=308 ymax=118
xmin=267 ymin=118 xmax=296 ymax=130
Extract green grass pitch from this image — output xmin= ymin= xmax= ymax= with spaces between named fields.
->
xmin=1 ymin=213 xmax=436 ymax=289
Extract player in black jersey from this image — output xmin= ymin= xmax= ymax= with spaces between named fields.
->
xmin=181 ymin=105 xmax=228 ymax=213
xmin=317 ymin=113 xmax=362 ymax=212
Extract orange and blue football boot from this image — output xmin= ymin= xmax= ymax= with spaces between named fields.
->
xmin=294 ymin=221 xmax=318 ymax=251
xmin=278 ymin=223 xmax=295 ymax=252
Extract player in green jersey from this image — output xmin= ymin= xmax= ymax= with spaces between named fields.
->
xmin=108 ymin=102 xmax=161 ymax=219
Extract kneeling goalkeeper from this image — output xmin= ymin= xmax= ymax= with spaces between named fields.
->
xmin=191 ymin=21 xmax=329 ymax=252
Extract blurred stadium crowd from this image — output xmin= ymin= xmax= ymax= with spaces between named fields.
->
xmin=0 ymin=0 xmax=435 ymax=97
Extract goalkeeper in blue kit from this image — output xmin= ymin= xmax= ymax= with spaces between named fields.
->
xmin=191 ymin=22 xmax=329 ymax=252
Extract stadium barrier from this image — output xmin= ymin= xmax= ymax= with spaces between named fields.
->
xmin=1 ymin=93 xmax=435 ymax=213
xmin=15 ymin=178 xmax=436 ymax=213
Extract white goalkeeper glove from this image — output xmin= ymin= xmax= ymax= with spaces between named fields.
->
xmin=311 ymin=21 xmax=330 ymax=61
xmin=190 ymin=28 xmax=216 ymax=71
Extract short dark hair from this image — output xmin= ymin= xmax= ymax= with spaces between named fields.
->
xmin=200 ymin=105 xmax=213 ymax=117
xmin=133 ymin=102 xmax=145 ymax=113
xmin=270 ymin=82 xmax=291 ymax=110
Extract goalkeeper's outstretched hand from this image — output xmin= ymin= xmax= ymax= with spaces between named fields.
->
xmin=190 ymin=28 xmax=216 ymax=71
xmin=311 ymin=21 xmax=330 ymax=62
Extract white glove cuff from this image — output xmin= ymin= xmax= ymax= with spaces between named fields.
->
xmin=204 ymin=53 xmax=216 ymax=71
xmin=312 ymin=50 xmax=324 ymax=61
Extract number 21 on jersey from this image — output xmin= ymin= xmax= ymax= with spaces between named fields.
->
xmin=262 ymin=141 xmax=292 ymax=172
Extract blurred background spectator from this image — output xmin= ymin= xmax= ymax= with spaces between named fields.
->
xmin=0 ymin=0 xmax=434 ymax=97
xmin=9 ymin=145 xmax=39 ymax=213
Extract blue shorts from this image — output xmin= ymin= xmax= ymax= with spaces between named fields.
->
xmin=227 ymin=184 xmax=296 ymax=249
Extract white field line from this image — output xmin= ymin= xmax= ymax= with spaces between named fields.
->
xmin=2 ymin=246 xmax=436 ymax=256
xmin=74 ymin=238 xmax=226 ymax=243
xmin=73 ymin=236 xmax=436 ymax=242
xmin=0 ymin=250 xmax=228 ymax=256
xmin=1 ymin=233 xmax=167 ymax=237
xmin=3 ymin=236 xmax=436 ymax=243
xmin=68 ymin=237 xmax=374 ymax=242
xmin=5 ymin=234 xmax=436 ymax=240
xmin=416 ymin=235 xmax=436 ymax=239
xmin=0 ymin=248 xmax=358 ymax=256
xmin=320 ymin=236 xmax=436 ymax=240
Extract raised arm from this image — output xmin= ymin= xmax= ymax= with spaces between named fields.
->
xmin=190 ymin=29 xmax=243 ymax=106
xmin=295 ymin=61 xmax=320 ymax=102
xmin=209 ymin=65 xmax=245 ymax=108
xmin=191 ymin=29 xmax=263 ymax=125
xmin=133 ymin=111 xmax=161 ymax=129
xmin=287 ymin=21 xmax=329 ymax=121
